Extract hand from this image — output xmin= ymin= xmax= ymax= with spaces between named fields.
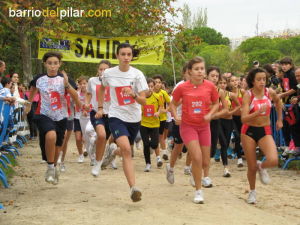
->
xmin=276 ymin=120 xmax=283 ymax=131
xmin=95 ymin=108 xmax=103 ymax=119
xmin=122 ymin=87 xmax=134 ymax=97
xmin=290 ymin=97 xmax=298 ymax=105
xmin=174 ymin=116 xmax=181 ymax=125
xmin=83 ymin=104 xmax=91 ymax=111
xmin=204 ymin=113 xmax=212 ymax=122
xmin=61 ymin=70 xmax=69 ymax=87
xmin=154 ymin=112 xmax=160 ymax=117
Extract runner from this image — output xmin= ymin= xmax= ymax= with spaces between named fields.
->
xmin=241 ymin=67 xmax=282 ymax=204
xmin=97 ymin=43 xmax=148 ymax=202
xmin=83 ymin=60 xmax=116 ymax=176
xmin=169 ymin=56 xmax=219 ymax=204
xmin=26 ymin=51 xmax=81 ymax=185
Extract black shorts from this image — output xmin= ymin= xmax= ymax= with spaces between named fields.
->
xmin=73 ymin=118 xmax=82 ymax=132
xmin=66 ymin=119 xmax=74 ymax=131
xmin=35 ymin=114 xmax=67 ymax=147
xmin=172 ymin=121 xmax=183 ymax=144
xmin=109 ymin=117 xmax=140 ymax=145
xmin=241 ymin=124 xmax=272 ymax=143
xmin=90 ymin=110 xmax=111 ymax=139
xmin=159 ymin=120 xmax=167 ymax=135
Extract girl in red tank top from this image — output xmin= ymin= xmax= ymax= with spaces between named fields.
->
xmin=241 ymin=68 xmax=283 ymax=204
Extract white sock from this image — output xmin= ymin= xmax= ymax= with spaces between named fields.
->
xmin=48 ymin=164 xmax=54 ymax=169
xmin=96 ymin=160 xmax=103 ymax=166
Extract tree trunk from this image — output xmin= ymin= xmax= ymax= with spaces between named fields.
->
xmin=19 ymin=31 xmax=32 ymax=85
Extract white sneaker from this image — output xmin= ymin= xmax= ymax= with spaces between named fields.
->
xmin=144 ymin=164 xmax=151 ymax=172
xmin=45 ymin=167 xmax=55 ymax=184
xmin=90 ymin=159 xmax=96 ymax=166
xmin=190 ymin=175 xmax=195 ymax=187
xmin=130 ymin=187 xmax=142 ymax=202
xmin=91 ymin=161 xmax=102 ymax=177
xmin=166 ymin=164 xmax=174 ymax=184
xmin=162 ymin=150 xmax=169 ymax=160
xmin=157 ymin=158 xmax=163 ymax=168
xmin=60 ymin=162 xmax=66 ymax=172
xmin=102 ymin=143 xmax=117 ymax=168
xmin=111 ymin=159 xmax=118 ymax=169
xmin=184 ymin=166 xmax=191 ymax=175
xmin=193 ymin=190 xmax=204 ymax=204
xmin=202 ymin=177 xmax=213 ymax=188
xmin=237 ymin=158 xmax=243 ymax=167
xmin=78 ymin=154 xmax=84 ymax=163
xmin=257 ymin=161 xmax=270 ymax=185
xmin=247 ymin=190 xmax=256 ymax=204
xmin=223 ymin=168 xmax=231 ymax=177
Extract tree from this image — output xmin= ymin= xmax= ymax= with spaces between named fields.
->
xmin=191 ymin=27 xmax=230 ymax=46
xmin=247 ymin=49 xmax=281 ymax=68
xmin=182 ymin=3 xmax=192 ymax=29
xmin=238 ymin=37 xmax=275 ymax=53
xmin=192 ymin=8 xmax=207 ymax=28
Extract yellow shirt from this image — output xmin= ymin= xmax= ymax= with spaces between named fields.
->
xmin=152 ymin=89 xmax=170 ymax=121
xmin=141 ymin=94 xmax=162 ymax=128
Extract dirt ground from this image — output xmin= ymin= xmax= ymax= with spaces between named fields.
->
xmin=0 ymin=136 xmax=300 ymax=225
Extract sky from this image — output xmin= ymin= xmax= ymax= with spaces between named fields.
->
xmin=172 ymin=0 xmax=300 ymax=38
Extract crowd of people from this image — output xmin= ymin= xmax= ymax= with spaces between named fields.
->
xmin=1 ymin=43 xmax=299 ymax=204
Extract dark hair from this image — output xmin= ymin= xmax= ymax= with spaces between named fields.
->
xmin=10 ymin=72 xmax=19 ymax=79
xmin=162 ymin=81 xmax=167 ymax=88
xmin=99 ymin=60 xmax=112 ymax=68
xmin=153 ymin=75 xmax=163 ymax=81
xmin=77 ymin=76 xmax=88 ymax=83
xmin=1 ymin=76 xmax=11 ymax=87
xmin=187 ymin=56 xmax=205 ymax=70
xmin=182 ymin=62 xmax=189 ymax=74
xmin=218 ymin=75 xmax=227 ymax=84
xmin=240 ymin=75 xmax=246 ymax=81
xmin=42 ymin=51 xmax=62 ymax=62
xmin=0 ymin=60 xmax=4 ymax=67
xmin=262 ymin=64 xmax=275 ymax=76
xmin=279 ymin=57 xmax=293 ymax=65
xmin=246 ymin=67 xmax=267 ymax=88
xmin=147 ymin=78 xmax=154 ymax=85
xmin=207 ymin=66 xmax=221 ymax=76
xmin=116 ymin=43 xmax=134 ymax=55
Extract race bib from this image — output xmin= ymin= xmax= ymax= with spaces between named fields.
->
xmin=143 ymin=105 xmax=155 ymax=117
xmin=187 ymin=96 xmax=204 ymax=117
xmin=253 ymin=99 xmax=271 ymax=116
xmin=283 ymin=78 xmax=290 ymax=92
xmin=115 ymin=86 xmax=135 ymax=106
xmin=50 ymin=91 xmax=62 ymax=111
xmin=96 ymin=85 xmax=110 ymax=102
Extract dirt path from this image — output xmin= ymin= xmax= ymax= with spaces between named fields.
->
xmin=1 ymin=137 xmax=300 ymax=225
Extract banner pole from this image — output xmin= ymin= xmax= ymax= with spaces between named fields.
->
xmin=169 ymin=39 xmax=176 ymax=86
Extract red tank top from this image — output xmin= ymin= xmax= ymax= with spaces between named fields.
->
xmin=248 ymin=88 xmax=272 ymax=116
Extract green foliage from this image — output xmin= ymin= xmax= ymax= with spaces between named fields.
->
xmin=191 ymin=27 xmax=230 ymax=46
xmin=239 ymin=37 xmax=274 ymax=53
xmin=247 ymin=49 xmax=281 ymax=67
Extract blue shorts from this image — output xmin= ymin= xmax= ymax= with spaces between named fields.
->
xmin=73 ymin=118 xmax=81 ymax=132
xmin=90 ymin=110 xmax=111 ymax=139
xmin=109 ymin=117 xmax=140 ymax=145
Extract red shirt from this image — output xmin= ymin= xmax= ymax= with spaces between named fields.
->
xmin=172 ymin=80 xmax=219 ymax=126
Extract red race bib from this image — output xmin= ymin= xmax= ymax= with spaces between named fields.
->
xmin=283 ymin=78 xmax=290 ymax=91
xmin=96 ymin=85 xmax=110 ymax=102
xmin=50 ymin=91 xmax=62 ymax=111
xmin=115 ymin=86 xmax=135 ymax=106
xmin=253 ymin=99 xmax=271 ymax=116
xmin=143 ymin=105 xmax=155 ymax=117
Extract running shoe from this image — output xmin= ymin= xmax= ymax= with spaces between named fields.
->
xmin=144 ymin=164 xmax=151 ymax=172
xmin=59 ymin=162 xmax=66 ymax=172
xmin=157 ymin=158 xmax=163 ymax=168
xmin=202 ymin=177 xmax=213 ymax=188
xmin=111 ymin=159 xmax=118 ymax=169
xmin=193 ymin=190 xmax=204 ymax=204
xmin=130 ymin=187 xmax=142 ymax=202
xmin=90 ymin=159 xmax=96 ymax=166
xmin=91 ymin=161 xmax=102 ymax=177
xmin=184 ymin=166 xmax=191 ymax=175
xmin=162 ymin=150 xmax=169 ymax=160
xmin=102 ymin=143 xmax=117 ymax=168
xmin=83 ymin=151 xmax=88 ymax=157
xmin=45 ymin=167 xmax=55 ymax=184
xmin=53 ymin=167 xmax=60 ymax=185
xmin=223 ymin=168 xmax=231 ymax=177
xmin=247 ymin=190 xmax=256 ymax=204
xmin=237 ymin=158 xmax=244 ymax=167
xmin=78 ymin=154 xmax=84 ymax=163
xmin=257 ymin=161 xmax=270 ymax=185
xmin=166 ymin=163 xmax=174 ymax=184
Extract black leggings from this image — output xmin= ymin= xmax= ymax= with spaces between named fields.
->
xmin=210 ymin=119 xmax=220 ymax=158
xmin=233 ymin=115 xmax=243 ymax=159
xmin=282 ymin=119 xmax=291 ymax=146
xmin=140 ymin=126 xmax=159 ymax=164
xmin=219 ymin=119 xmax=233 ymax=166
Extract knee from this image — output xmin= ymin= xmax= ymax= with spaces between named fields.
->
xmin=191 ymin=154 xmax=202 ymax=164
xmin=46 ymin=131 xmax=56 ymax=142
xmin=97 ymin=132 xmax=106 ymax=141
xmin=267 ymin=157 xmax=278 ymax=167
xmin=121 ymin=147 xmax=132 ymax=158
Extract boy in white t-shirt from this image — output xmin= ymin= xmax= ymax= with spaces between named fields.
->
xmin=97 ymin=43 xmax=148 ymax=202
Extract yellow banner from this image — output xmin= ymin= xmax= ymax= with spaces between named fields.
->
xmin=38 ymin=32 xmax=165 ymax=65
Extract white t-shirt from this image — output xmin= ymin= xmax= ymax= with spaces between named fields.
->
xmin=173 ymin=80 xmax=185 ymax=117
xmin=74 ymin=90 xmax=88 ymax=119
xmin=32 ymin=74 xmax=68 ymax=121
xmin=102 ymin=66 xmax=148 ymax=123
xmin=87 ymin=77 xmax=110 ymax=114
